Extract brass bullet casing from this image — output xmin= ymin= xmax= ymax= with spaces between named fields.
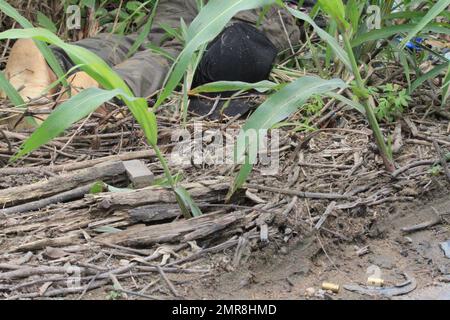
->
xmin=367 ymin=277 xmax=384 ymax=287
xmin=321 ymin=282 xmax=340 ymax=293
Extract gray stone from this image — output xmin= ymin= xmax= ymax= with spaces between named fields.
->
xmin=123 ymin=160 xmax=154 ymax=188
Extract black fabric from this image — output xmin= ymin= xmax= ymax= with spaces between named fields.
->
xmin=193 ymin=22 xmax=278 ymax=87
xmin=190 ymin=22 xmax=278 ymax=119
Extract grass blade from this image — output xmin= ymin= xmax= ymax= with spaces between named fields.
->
xmin=228 ymin=76 xmax=346 ymax=197
xmin=0 ymin=71 xmax=38 ymax=126
xmin=0 ymin=71 xmax=25 ymax=107
xmin=154 ymin=0 xmax=277 ymax=109
xmin=410 ymin=63 xmax=449 ymax=94
xmin=37 ymin=11 xmax=57 ymax=33
xmin=13 ymin=88 xmax=136 ymax=159
xmin=175 ymin=186 xmax=203 ymax=217
xmin=287 ymin=6 xmax=352 ymax=70
xmin=400 ymin=0 xmax=450 ymax=48
xmin=352 ymin=23 xmax=450 ymax=47
xmin=190 ymin=80 xmax=279 ymax=94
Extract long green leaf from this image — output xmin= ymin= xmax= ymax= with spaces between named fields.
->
xmin=37 ymin=11 xmax=57 ymax=33
xmin=0 ymin=28 xmax=158 ymax=146
xmin=400 ymin=0 xmax=450 ymax=48
xmin=13 ymin=88 xmax=136 ymax=159
xmin=325 ymin=92 xmax=365 ymax=114
xmin=0 ymin=71 xmax=25 ymax=107
xmin=229 ymin=76 xmax=346 ymax=196
xmin=0 ymin=71 xmax=38 ymax=126
xmin=175 ymin=186 xmax=203 ymax=217
xmin=154 ymin=0 xmax=277 ymax=109
xmin=352 ymin=23 xmax=450 ymax=47
xmin=287 ymin=7 xmax=352 ymax=70
xmin=190 ymin=80 xmax=279 ymax=94
xmin=410 ymin=63 xmax=449 ymax=93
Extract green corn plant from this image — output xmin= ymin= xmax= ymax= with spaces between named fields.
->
xmin=226 ymin=76 xmax=347 ymax=199
xmin=0 ymin=25 xmax=200 ymax=219
xmin=306 ymin=0 xmax=396 ymax=172
xmin=349 ymin=0 xmax=450 ymax=107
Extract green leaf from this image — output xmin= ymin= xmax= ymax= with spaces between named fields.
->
xmin=145 ymin=43 xmax=176 ymax=62
xmin=352 ymin=24 xmax=450 ymax=47
xmin=126 ymin=1 xmax=143 ymax=12
xmin=126 ymin=0 xmax=159 ymax=58
xmin=154 ymin=0 xmax=277 ymax=109
xmin=0 ymin=71 xmax=25 ymax=107
xmin=410 ymin=63 xmax=449 ymax=94
xmin=230 ymin=76 xmax=346 ymax=196
xmin=317 ymin=0 xmax=349 ymax=29
xmin=90 ymin=181 xmax=106 ymax=194
xmin=13 ymin=87 xmax=139 ymax=159
xmin=0 ymin=71 xmax=38 ymax=127
xmin=36 ymin=11 xmax=57 ymax=33
xmin=0 ymin=27 xmax=158 ymax=147
xmin=287 ymin=7 xmax=352 ymax=71
xmin=345 ymin=0 xmax=362 ymax=34
xmin=175 ymin=186 xmax=203 ymax=217
xmin=226 ymin=152 xmax=253 ymax=200
xmin=400 ymin=0 xmax=450 ymax=48
xmin=325 ymin=92 xmax=365 ymax=114
xmin=190 ymin=80 xmax=279 ymax=94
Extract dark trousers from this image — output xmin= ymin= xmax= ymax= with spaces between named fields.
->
xmin=52 ymin=0 xmax=300 ymax=98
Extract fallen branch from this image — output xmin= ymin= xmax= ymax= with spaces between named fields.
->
xmin=0 ymin=149 xmax=155 ymax=176
xmin=0 ymin=161 xmax=126 ymax=207
xmin=91 ymin=177 xmax=230 ymax=213
xmin=245 ymin=184 xmax=355 ymax=200
xmin=96 ymin=211 xmax=244 ymax=247
xmin=0 ymin=184 xmax=94 ymax=215
xmin=392 ymin=159 xmax=442 ymax=178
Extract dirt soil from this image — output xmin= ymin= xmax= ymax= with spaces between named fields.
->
xmin=183 ymin=193 xmax=450 ymax=300
xmin=72 ymin=191 xmax=449 ymax=300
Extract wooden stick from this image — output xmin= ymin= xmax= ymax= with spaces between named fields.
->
xmin=0 ymin=149 xmax=155 ymax=176
xmin=245 ymin=184 xmax=355 ymax=200
xmin=0 ymin=184 xmax=94 ymax=215
xmin=0 ymin=161 xmax=126 ymax=207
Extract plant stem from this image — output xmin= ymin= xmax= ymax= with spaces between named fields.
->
xmin=342 ymin=32 xmax=395 ymax=172
xmin=152 ymin=144 xmax=175 ymax=187
xmin=151 ymin=144 xmax=192 ymax=219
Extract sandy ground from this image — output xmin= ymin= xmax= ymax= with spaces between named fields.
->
xmin=183 ymin=192 xmax=450 ymax=300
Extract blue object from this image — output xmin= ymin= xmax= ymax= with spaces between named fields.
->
xmin=395 ymin=36 xmax=424 ymax=51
